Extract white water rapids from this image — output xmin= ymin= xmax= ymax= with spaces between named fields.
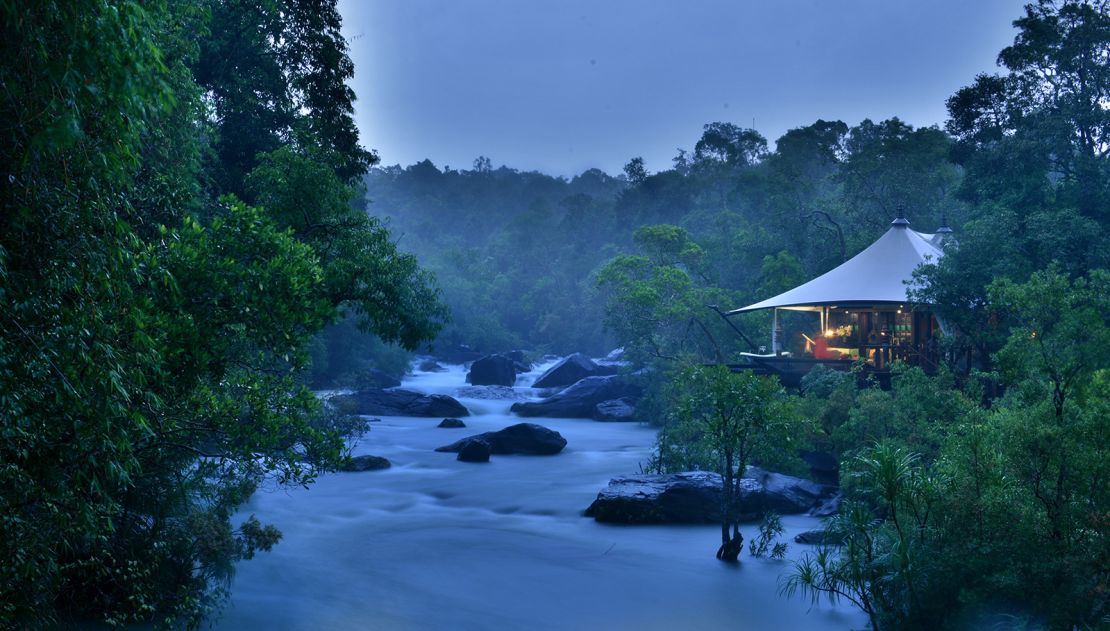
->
xmin=214 ymin=360 xmax=866 ymax=630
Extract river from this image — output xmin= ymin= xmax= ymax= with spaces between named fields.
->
xmin=214 ymin=360 xmax=867 ymax=630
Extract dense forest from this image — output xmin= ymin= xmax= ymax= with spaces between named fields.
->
xmin=1 ymin=0 xmax=1108 ymax=629
xmin=0 ymin=0 xmax=444 ymax=626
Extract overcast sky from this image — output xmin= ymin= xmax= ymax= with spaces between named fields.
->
xmin=339 ymin=0 xmax=1028 ymax=177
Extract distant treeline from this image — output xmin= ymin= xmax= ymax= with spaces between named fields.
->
xmin=363 ymin=116 xmax=964 ymax=362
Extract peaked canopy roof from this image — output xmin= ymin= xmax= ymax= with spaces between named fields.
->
xmin=727 ymin=218 xmax=946 ymax=314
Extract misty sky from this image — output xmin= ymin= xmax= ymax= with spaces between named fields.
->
xmin=339 ymin=0 xmax=1028 ymax=177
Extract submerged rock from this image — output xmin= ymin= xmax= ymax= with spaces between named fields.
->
xmin=435 ymin=423 xmax=567 ymax=456
xmin=467 ymin=354 xmax=517 ymax=386
xmin=794 ymin=529 xmax=845 ymax=546
xmin=457 ymin=440 xmax=491 ymax=463
xmin=329 ymin=389 xmax=470 ymax=417
xmin=438 ymin=418 xmax=467 ymax=428
xmin=511 ymin=376 xmax=641 ymax=418
xmin=585 ymin=467 xmax=839 ymax=524
xmin=592 ymin=397 xmax=638 ymax=422
xmin=340 ymin=455 xmax=391 ymax=472
xmin=455 ymin=385 xmax=530 ymax=401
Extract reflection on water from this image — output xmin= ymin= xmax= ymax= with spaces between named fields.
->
xmin=215 ymin=360 xmax=865 ymax=630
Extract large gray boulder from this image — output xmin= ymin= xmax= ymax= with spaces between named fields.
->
xmin=584 ymin=467 xmax=839 ymax=524
xmin=435 ymin=423 xmax=567 ymax=456
xmin=532 ymin=353 xmax=602 ymax=389
xmin=584 ymin=471 xmax=727 ymax=523
xmin=466 ymin=354 xmax=517 ymax=386
xmin=746 ymin=466 xmax=838 ymax=515
xmin=511 ymin=376 xmax=640 ymax=418
xmin=330 ymin=389 xmax=469 ymax=417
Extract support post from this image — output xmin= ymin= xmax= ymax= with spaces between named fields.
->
xmin=772 ymin=308 xmax=782 ymax=355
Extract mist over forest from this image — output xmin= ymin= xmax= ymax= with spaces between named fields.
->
xmin=2 ymin=1 xmax=1108 ymax=630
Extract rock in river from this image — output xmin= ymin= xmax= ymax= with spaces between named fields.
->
xmin=592 ymin=397 xmax=638 ymax=422
xmin=511 ymin=376 xmax=640 ymax=419
xmin=466 ymin=354 xmax=517 ymax=387
xmin=532 ymin=353 xmax=608 ymax=389
xmin=436 ymin=423 xmax=567 ymax=456
xmin=330 ymin=389 xmax=469 ymax=417
xmin=340 ymin=455 xmax=391 ymax=472
xmin=455 ymin=385 xmax=529 ymax=401
xmin=438 ymin=418 xmax=467 ymax=428
xmin=585 ymin=467 xmax=839 ymax=524
xmin=457 ymin=439 xmax=491 ymax=463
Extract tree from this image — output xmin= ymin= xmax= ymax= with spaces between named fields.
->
xmin=192 ymin=0 xmax=376 ymax=199
xmin=947 ymin=0 xmax=1110 ymax=221
xmin=783 ymin=444 xmax=948 ymax=631
xmin=623 ymin=156 xmax=648 ymax=184
xmin=654 ymin=366 xmax=805 ymax=561
xmin=693 ymin=122 xmax=768 ymax=168
xmin=597 ymin=225 xmax=740 ymax=365
xmin=0 ymin=1 xmax=444 ymax=627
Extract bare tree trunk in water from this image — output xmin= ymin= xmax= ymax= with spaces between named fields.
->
xmin=717 ymin=457 xmax=743 ymax=562
xmin=716 ymin=521 xmax=744 ymax=562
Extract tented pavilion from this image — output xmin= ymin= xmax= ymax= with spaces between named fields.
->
xmin=724 ymin=216 xmax=951 ymax=384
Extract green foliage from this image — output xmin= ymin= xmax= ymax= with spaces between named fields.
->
xmin=783 ymin=444 xmax=950 ymax=631
xmin=652 ymin=366 xmax=812 ymax=560
xmin=786 ymin=269 xmax=1110 ymax=628
xmin=831 ymin=367 xmax=975 ymax=462
xmin=749 ymin=512 xmax=788 ymax=560
xmin=0 ymin=0 xmax=443 ymax=627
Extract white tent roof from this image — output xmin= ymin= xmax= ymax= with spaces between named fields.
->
xmin=727 ymin=218 xmax=945 ymax=314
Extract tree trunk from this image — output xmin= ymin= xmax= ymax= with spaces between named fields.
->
xmin=716 ymin=521 xmax=743 ymax=562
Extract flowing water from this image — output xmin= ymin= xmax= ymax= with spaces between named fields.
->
xmin=214 ymin=361 xmax=866 ymax=630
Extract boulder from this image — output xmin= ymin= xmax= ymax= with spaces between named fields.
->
xmin=745 ymin=466 xmax=839 ymax=516
xmin=532 ymin=353 xmax=604 ymax=389
xmin=584 ymin=471 xmax=724 ymax=524
xmin=511 ymin=376 xmax=641 ymax=418
xmin=794 ymin=529 xmax=845 ymax=545
xmin=329 ymin=389 xmax=469 ymax=417
xmin=505 ymin=350 xmax=532 ymax=373
xmin=438 ymin=418 xmax=467 ymax=428
xmin=436 ymin=423 xmax=567 ymax=456
xmin=417 ymin=359 xmax=446 ymax=373
xmin=592 ymin=397 xmax=638 ymax=422
xmin=466 ymin=354 xmax=517 ymax=387
xmin=809 ymin=493 xmax=842 ymax=517
xmin=455 ymin=385 xmax=530 ymax=401
xmin=340 ymin=455 xmax=391 ymax=472
xmin=585 ymin=467 xmax=839 ymax=524
xmin=457 ymin=440 xmax=491 ymax=463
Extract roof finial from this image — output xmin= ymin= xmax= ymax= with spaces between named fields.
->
xmin=936 ymin=212 xmax=953 ymax=234
xmin=891 ymin=206 xmax=910 ymax=228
